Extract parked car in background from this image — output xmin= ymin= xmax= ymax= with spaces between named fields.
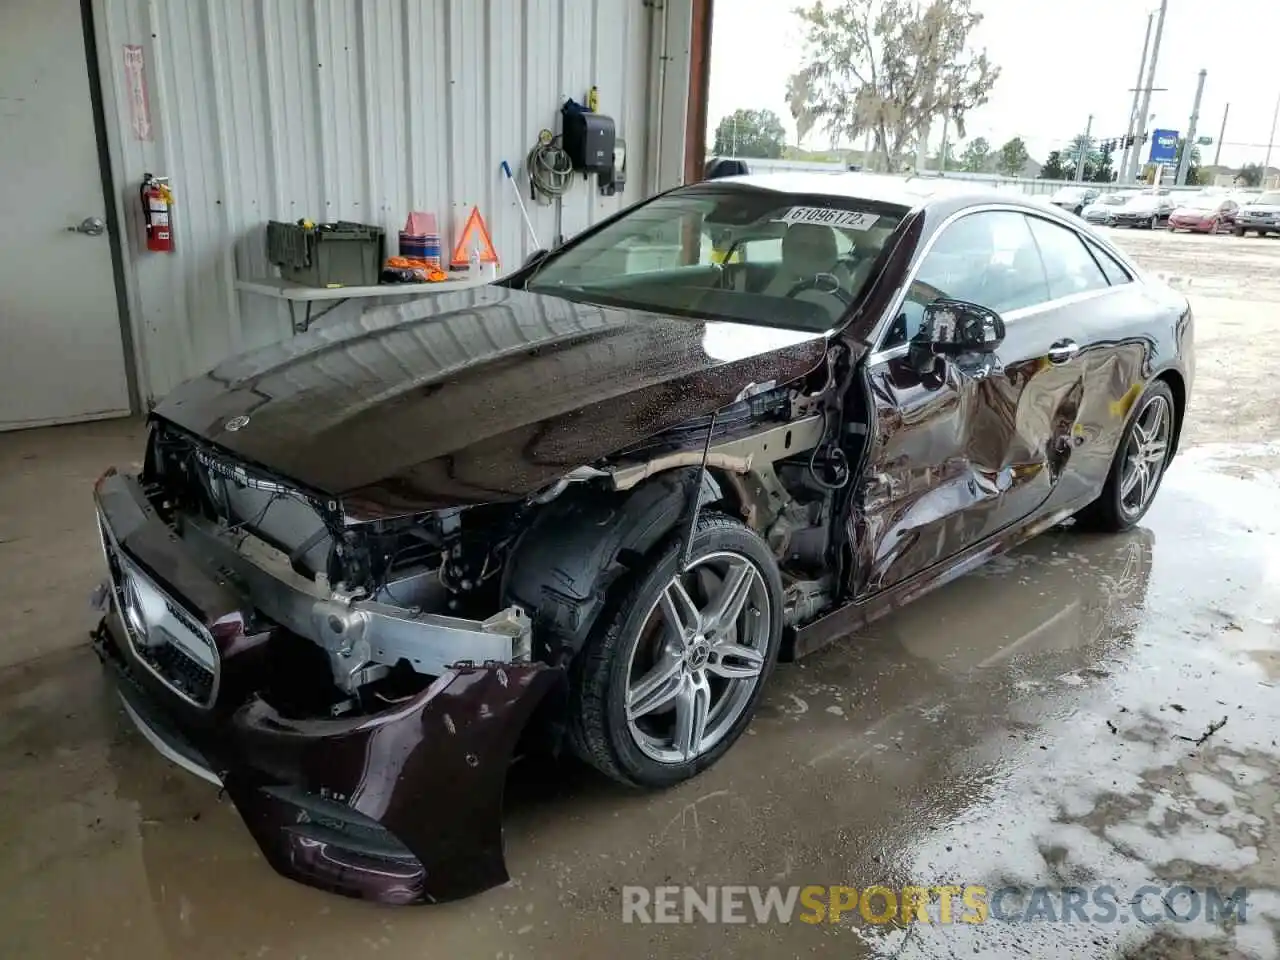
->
xmin=1167 ymin=194 xmax=1240 ymax=234
xmin=90 ymin=174 xmax=1193 ymax=905
xmin=1082 ymin=192 xmax=1133 ymax=227
xmin=1049 ymin=186 xmax=1102 ymax=216
xmin=1112 ymin=190 xmax=1177 ymax=229
xmin=1233 ymin=191 xmax=1280 ymax=236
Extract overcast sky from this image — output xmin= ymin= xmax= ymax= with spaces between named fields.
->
xmin=708 ymin=0 xmax=1280 ymax=169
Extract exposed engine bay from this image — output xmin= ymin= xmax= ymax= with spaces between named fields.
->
xmin=141 ymin=358 xmax=859 ymax=718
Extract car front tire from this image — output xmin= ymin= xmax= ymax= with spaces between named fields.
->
xmin=1075 ymin=380 xmax=1177 ymax=533
xmin=566 ymin=511 xmax=784 ymax=788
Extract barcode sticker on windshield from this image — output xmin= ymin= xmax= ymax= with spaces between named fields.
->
xmin=780 ymin=207 xmax=880 ymax=230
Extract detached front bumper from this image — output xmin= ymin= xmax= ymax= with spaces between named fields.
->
xmin=91 ymin=470 xmax=558 ymax=904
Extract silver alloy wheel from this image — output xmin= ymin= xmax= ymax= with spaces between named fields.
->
xmin=1119 ymin=394 xmax=1172 ymax=519
xmin=624 ymin=550 xmax=771 ymax=764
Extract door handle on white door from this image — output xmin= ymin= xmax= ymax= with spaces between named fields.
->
xmin=68 ymin=216 xmax=105 ymax=236
xmin=1047 ymin=340 xmax=1080 ymax=365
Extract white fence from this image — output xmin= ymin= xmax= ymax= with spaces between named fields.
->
xmin=733 ymin=157 xmax=1212 ymax=197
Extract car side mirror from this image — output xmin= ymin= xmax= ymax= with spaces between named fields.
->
xmin=909 ymin=298 xmax=1005 ymax=371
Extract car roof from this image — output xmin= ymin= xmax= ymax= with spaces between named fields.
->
xmin=708 ymin=171 xmax=1021 ymax=212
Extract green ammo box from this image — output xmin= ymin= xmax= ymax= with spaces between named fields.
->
xmin=266 ymin=220 xmax=386 ymax=287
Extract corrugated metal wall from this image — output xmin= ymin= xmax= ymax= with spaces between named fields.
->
xmin=92 ymin=0 xmax=683 ymax=402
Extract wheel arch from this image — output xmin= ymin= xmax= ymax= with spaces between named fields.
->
xmin=502 ymin=470 xmax=724 ymax=667
xmin=1152 ymin=367 xmax=1187 ymax=459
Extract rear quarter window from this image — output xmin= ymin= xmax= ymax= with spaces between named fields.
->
xmin=1087 ymin=241 xmax=1132 ymax=286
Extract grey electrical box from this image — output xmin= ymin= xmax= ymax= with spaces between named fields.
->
xmin=563 ymin=110 xmax=617 ymax=174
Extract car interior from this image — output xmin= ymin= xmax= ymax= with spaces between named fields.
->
xmin=527 ymin=200 xmax=905 ymax=333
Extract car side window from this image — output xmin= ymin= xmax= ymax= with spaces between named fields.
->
xmin=1025 ymin=216 xmax=1110 ymax=300
xmin=883 ymin=211 xmax=1049 ymax=349
xmin=1087 ymin=242 xmax=1132 ymax=286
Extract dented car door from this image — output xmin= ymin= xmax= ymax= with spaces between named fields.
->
xmin=853 ymin=209 xmax=1095 ymax=596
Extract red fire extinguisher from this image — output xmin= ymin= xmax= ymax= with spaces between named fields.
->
xmin=140 ymin=173 xmax=174 ymax=252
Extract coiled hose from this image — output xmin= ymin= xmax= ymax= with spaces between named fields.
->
xmin=527 ymin=138 xmax=574 ymax=201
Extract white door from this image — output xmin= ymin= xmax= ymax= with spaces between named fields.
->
xmin=0 ymin=0 xmax=131 ymax=430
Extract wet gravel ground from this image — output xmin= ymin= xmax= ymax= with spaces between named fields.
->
xmin=1 ymin=230 xmax=1279 ymax=959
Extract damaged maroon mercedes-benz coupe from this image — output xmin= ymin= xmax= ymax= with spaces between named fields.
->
xmin=91 ymin=173 xmax=1193 ymax=904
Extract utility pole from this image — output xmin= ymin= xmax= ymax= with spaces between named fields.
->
xmin=1176 ymin=69 xmax=1206 ymax=186
xmin=1075 ymin=115 xmax=1094 ymax=182
xmin=1265 ymin=90 xmax=1280 ymax=188
xmin=1126 ymin=0 xmax=1168 ymax=183
xmin=1119 ymin=12 xmax=1155 ymax=184
xmin=1213 ymin=103 xmax=1229 ymax=168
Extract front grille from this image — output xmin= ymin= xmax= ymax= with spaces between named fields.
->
xmin=99 ymin=518 xmax=220 ymax=708
xmin=138 ymin=627 xmax=216 ymax=704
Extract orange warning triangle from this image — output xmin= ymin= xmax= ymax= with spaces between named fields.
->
xmin=450 ymin=206 xmax=499 ymax=267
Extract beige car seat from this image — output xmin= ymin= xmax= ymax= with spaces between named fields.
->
xmin=759 ymin=224 xmax=840 ymax=298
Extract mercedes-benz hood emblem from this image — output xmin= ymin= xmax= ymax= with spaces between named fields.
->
xmin=224 ymin=415 xmax=250 ymax=432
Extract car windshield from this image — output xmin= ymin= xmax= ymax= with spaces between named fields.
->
xmin=1123 ymin=194 xmax=1158 ymax=209
xmin=1099 ymin=194 xmax=1128 ymax=206
xmin=525 ymin=186 xmax=907 ymax=333
xmin=1258 ymin=192 xmax=1280 ymax=205
xmin=1052 ymin=188 xmax=1086 ymax=202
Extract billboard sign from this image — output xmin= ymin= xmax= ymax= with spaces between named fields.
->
xmin=1149 ymin=129 xmax=1179 ymax=165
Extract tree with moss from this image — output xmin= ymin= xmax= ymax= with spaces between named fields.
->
xmin=788 ymin=0 xmax=999 ymax=172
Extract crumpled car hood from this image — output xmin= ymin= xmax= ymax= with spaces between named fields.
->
xmin=154 ymin=286 xmax=829 ymax=513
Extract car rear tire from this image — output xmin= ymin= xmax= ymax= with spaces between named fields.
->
xmin=1075 ymin=380 xmax=1176 ymax=533
xmin=565 ymin=511 xmax=784 ymax=788
xmin=1149 ymin=216 xmax=1159 ymax=230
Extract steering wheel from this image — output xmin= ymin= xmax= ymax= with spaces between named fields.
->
xmin=785 ymin=273 xmax=853 ymax=305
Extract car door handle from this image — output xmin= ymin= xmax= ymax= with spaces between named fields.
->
xmin=1047 ymin=340 xmax=1080 ymax=364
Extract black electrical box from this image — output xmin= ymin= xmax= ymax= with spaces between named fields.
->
xmin=563 ymin=110 xmax=617 ymax=174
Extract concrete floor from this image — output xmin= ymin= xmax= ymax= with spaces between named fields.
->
xmin=3 ymin=231 xmax=1280 ymax=959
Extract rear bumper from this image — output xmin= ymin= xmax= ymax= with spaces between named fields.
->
xmin=91 ymin=469 xmax=559 ymax=904
xmin=1113 ymin=214 xmax=1161 ymax=227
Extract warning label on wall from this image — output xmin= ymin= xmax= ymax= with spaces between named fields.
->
xmin=123 ymin=45 xmax=152 ymax=142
